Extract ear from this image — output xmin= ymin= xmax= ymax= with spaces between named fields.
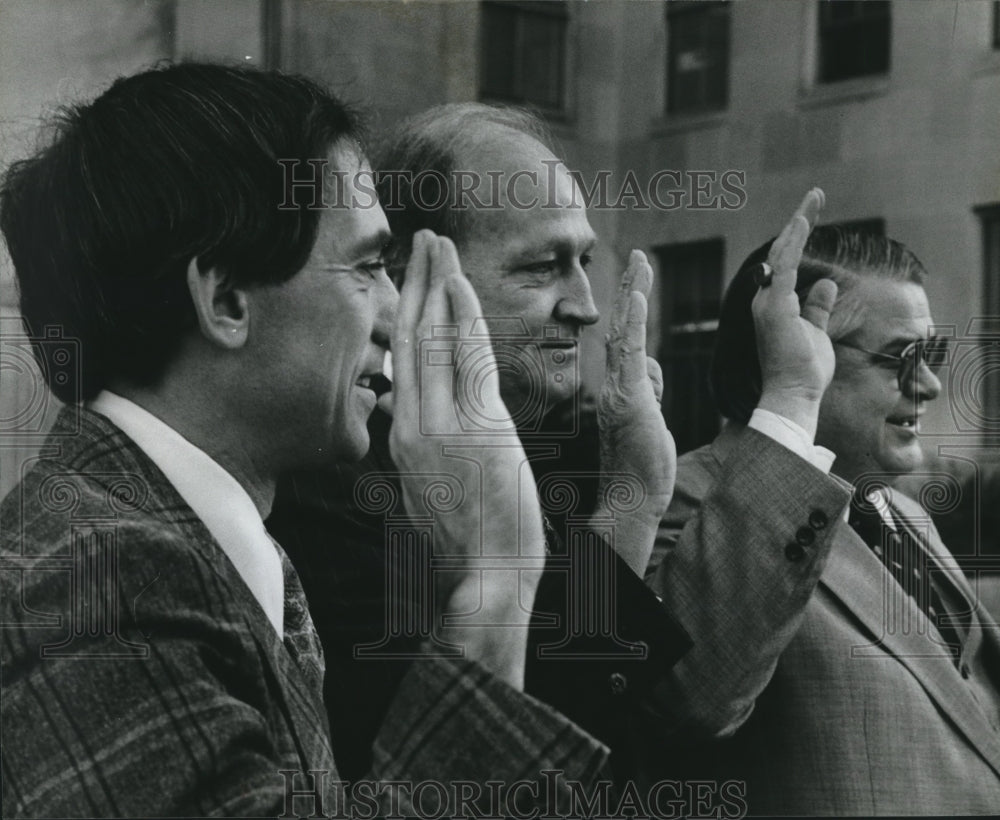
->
xmin=186 ymin=258 xmax=250 ymax=349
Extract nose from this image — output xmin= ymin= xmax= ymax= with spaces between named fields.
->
xmin=905 ymin=359 xmax=941 ymax=402
xmin=553 ymin=267 xmax=600 ymax=327
xmin=372 ymin=270 xmax=399 ymax=349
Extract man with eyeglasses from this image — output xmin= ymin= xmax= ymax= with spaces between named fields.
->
xmin=640 ymin=225 xmax=1000 ymax=815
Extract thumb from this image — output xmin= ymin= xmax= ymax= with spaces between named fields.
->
xmin=647 ymin=356 xmax=664 ymax=405
xmin=801 ymin=278 xmax=838 ymax=333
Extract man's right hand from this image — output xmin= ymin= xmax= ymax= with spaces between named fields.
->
xmin=388 ymin=230 xmax=546 ymax=690
xmin=754 ymin=187 xmax=838 ymax=439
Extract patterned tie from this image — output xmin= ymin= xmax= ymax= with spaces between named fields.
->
xmin=849 ymin=494 xmax=962 ymax=659
xmin=271 ymin=537 xmax=326 ymax=693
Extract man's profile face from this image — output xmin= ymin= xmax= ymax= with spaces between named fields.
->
xmin=454 ymin=131 xmax=599 ymax=427
xmin=816 ymin=278 xmax=941 ymax=484
xmin=243 ymin=145 xmax=395 ymax=466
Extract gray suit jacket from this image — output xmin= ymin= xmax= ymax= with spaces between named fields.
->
xmin=0 ymin=407 xmax=608 ymax=817
xmin=644 ymin=424 xmax=1000 ymax=816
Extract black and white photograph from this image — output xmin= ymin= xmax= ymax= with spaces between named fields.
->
xmin=1 ymin=1 xmax=999 ymax=817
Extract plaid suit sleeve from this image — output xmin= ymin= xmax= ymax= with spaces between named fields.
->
xmin=369 ymin=655 xmax=610 ymax=816
xmin=647 ymin=427 xmax=851 ymax=737
xmin=1 ymin=521 xmax=324 ymax=818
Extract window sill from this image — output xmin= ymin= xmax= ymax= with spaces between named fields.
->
xmin=797 ymin=75 xmax=890 ymax=109
xmin=649 ymin=110 xmax=728 ymax=137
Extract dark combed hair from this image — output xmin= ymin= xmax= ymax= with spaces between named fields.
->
xmin=372 ymin=102 xmax=553 ymax=282
xmin=711 ymin=225 xmax=929 ymax=424
xmin=1 ymin=62 xmax=362 ymax=402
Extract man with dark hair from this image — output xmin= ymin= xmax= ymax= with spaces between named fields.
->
xmin=646 ymin=226 xmax=1000 ymax=814
xmin=0 ymin=63 xmax=610 ymax=817
xmin=268 ymin=104 xmax=852 ymax=788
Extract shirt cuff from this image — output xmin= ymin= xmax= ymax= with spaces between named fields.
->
xmin=748 ymin=408 xmax=836 ymax=474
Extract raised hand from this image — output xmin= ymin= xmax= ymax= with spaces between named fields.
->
xmin=388 ymin=230 xmax=545 ymax=688
xmin=593 ymin=250 xmax=676 ymax=577
xmin=754 ymin=188 xmax=838 ymax=438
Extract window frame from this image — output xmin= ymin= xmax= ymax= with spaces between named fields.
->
xmin=654 ymin=237 xmax=725 ymax=455
xmin=664 ymin=0 xmax=731 ymax=117
xmin=478 ymin=0 xmax=570 ymax=115
xmin=815 ymin=0 xmax=892 ymax=85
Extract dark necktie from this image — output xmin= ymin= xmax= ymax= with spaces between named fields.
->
xmin=272 ymin=537 xmax=326 ymax=693
xmin=849 ymin=496 xmax=962 ymax=660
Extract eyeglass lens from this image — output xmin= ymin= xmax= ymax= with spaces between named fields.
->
xmin=899 ymin=336 xmax=948 ymax=385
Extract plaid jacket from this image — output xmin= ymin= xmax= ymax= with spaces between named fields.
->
xmin=0 ymin=407 xmax=608 ymax=817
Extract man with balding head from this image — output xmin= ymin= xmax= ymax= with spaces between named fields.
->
xmin=268 ymin=105 xmax=850 ymax=785
xmin=270 ymin=102 xmax=689 ymax=782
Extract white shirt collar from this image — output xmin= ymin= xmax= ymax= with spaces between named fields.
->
xmin=88 ymin=391 xmax=284 ymax=635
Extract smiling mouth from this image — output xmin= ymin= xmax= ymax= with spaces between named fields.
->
xmin=887 ymin=415 xmax=919 ymax=431
xmin=358 ymin=373 xmax=392 ymax=397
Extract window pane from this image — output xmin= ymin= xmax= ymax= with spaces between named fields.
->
xmin=818 ymin=0 xmax=891 ymax=84
xmin=980 ymin=206 xmax=1000 ymax=427
xmin=481 ymin=3 xmax=519 ymax=100
xmin=521 ymin=11 xmax=564 ymax=108
xmin=656 ymin=238 xmax=724 ymax=454
xmin=666 ymin=2 xmax=730 ymax=115
xmin=479 ymin=1 xmax=567 ymax=111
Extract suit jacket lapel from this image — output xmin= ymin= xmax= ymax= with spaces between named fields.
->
xmin=886 ymin=490 xmax=1000 ymax=657
xmin=57 ymin=406 xmax=333 ymax=772
xmin=820 ymin=512 xmax=1000 ymax=777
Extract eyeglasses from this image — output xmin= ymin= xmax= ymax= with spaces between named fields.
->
xmin=834 ymin=336 xmax=949 ymax=391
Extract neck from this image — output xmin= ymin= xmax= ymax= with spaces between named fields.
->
xmin=110 ymin=382 xmax=275 ymax=519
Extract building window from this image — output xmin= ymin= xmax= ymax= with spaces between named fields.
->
xmin=666 ymin=1 xmax=730 ymax=115
xmin=479 ymin=1 xmax=567 ymax=111
xmin=977 ymin=205 xmax=1000 ymax=316
xmin=261 ymin=0 xmax=282 ymax=70
xmin=655 ymin=238 xmax=724 ymax=455
xmin=975 ymin=204 xmax=1000 ymax=429
xmin=817 ymin=0 xmax=891 ymax=84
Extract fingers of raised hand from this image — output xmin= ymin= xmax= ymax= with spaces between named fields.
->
xmin=800 ymin=277 xmax=838 ymax=333
xmin=418 ymin=236 xmax=450 ymax=333
xmin=647 ymin=355 xmax=664 ymax=405
xmin=626 ymin=249 xmax=653 ymax=299
xmin=609 ymin=250 xmax=654 ymax=374
xmin=394 ymin=230 xmax=434 ymax=398
xmin=622 ymin=290 xmax=650 ymax=387
xmin=767 ymin=187 xmax=825 ymax=293
xmin=792 ymin=186 xmax=824 ymax=230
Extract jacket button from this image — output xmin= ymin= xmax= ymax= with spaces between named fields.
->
xmin=785 ymin=542 xmax=806 ymax=562
xmin=609 ymin=672 xmax=628 ymax=695
xmin=795 ymin=526 xmax=816 ymax=546
xmin=808 ymin=510 xmax=828 ymax=530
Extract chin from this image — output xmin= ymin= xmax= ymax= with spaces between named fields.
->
xmin=328 ymin=424 xmax=371 ymax=464
xmin=879 ymin=448 xmax=925 ymax=477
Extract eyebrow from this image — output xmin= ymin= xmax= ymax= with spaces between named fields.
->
xmin=507 ymin=235 xmax=599 ymax=265
xmin=343 ymin=228 xmax=393 ymax=260
xmin=878 ymin=334 xmax=925 ymax=355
